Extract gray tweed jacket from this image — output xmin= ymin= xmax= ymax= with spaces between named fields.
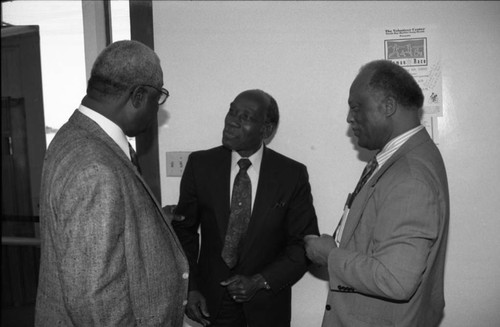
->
xmin=35 ymin=110 xmax=188 ymax=326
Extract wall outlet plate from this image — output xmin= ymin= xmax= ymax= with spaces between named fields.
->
xmin=166 ymin=151 xmax=191 ymax=177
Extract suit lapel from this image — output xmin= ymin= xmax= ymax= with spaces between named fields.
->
xmin=73 ymin=111 xmax=149 ymax=192
xmin=240 ymin=147 xmax=279 ymax=257
xmin=340 ymin=129 xmax=431 ymax=247
xmin=214 ymin=149 xmax=232 ymax=241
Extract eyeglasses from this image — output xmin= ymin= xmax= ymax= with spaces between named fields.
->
xmin=140 ymin=84 xmax=170 ymax=105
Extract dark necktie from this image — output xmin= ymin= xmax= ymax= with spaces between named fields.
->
xmin=129 ymin=143 xmax=141 ymax=174
xmin=334 ymin=157 xmax=378 ymax=242
xmin=349 ymin=156 xmax=378 ymax=207
xmin=221 ymin=158 xmax=252 ymax=269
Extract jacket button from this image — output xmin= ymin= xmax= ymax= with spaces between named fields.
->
xmin=326 ymin=304 xmax=331 ymax=311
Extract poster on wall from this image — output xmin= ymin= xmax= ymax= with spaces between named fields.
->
xmin=371 ymin=26 xmax=442 ymax=144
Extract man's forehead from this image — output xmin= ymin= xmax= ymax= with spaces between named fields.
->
xmin=230 ymin=99 xmax=261 ymax=112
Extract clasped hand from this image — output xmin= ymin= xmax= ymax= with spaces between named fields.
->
xmin=304 ymin=234 xmax=336 ymax=266
xmin=185 ymin=290 xmax=211 ymax=326
xmin=220 ymin=274 xmax=264 ymax=303
xmin=162 ymin=205 xmax=184 ymax=223
xmin=185 ymin=275 xmax=264 ymax=326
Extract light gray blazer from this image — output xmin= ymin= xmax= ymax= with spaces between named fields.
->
xmin=323 ymin=129 xmax=449 ymax=327
xmin=35 ymin=110 xmax=188 ymax=326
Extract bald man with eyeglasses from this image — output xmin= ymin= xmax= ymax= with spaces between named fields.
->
xmin=35 ymin=40 xmax=188 ymax=326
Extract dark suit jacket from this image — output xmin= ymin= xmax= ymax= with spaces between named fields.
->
xmin=323 ymin=129 xmax=449 ymax=327
xmin=35 ymin=110 xmax=189 ymax=326
xmin=173 ymin=145 xmax=318 ymax=325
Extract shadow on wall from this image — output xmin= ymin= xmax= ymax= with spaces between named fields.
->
xmin=158 ymin=105 xmax=170 ymax=128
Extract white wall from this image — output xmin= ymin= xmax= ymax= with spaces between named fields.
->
xmin=153 ymin=2 xmax=500 ymax=326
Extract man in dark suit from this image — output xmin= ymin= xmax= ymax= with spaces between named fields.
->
xmin=173 ymin=89 xmax=319 ymax=327
xmin=35 ymin=40 xmax=188 ymax=326
xmin=304 ymin=60 xmax=449 ymax=326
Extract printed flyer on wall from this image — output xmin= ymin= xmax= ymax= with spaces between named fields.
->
xmin=371 ymin=25 xmax=442 ymax=143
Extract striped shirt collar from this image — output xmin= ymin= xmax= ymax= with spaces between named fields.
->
xmin=375 ymin=125 xmax=424 ymax=170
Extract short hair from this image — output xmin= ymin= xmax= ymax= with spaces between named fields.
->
xmin=360 ymin=60 xmax=424 ymax=110
xmin=237 ymin=89 xmax=280 ymax=127
xmin=87 ymin=40 xmax=162 ymax=99
xmin=263 ymin=91 xmax=279 ymax=127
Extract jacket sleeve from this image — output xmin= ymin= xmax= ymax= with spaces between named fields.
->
xmin=172 ymin=154 xmax=201 ymax=291
xmin=55 ymin=164 xmax=136 ymax=326
xmin=327 ymin=176 xmax=440 ymax=301
xmin=261 ymin=165 xmax=319 ymax=292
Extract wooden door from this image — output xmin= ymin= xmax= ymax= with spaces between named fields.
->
xmin=1 ymin=25 xmax=46 ymax=309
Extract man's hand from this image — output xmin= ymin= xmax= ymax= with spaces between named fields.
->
xmin=185 ymin=290 xmax=210 ymax=326
xmin=220 ymin=274 xmax=267 ymax=303
xmin=304 ymin=234 xmax=336 ymax=266
xmin=162 ymin=205 xmax=185 ymax=223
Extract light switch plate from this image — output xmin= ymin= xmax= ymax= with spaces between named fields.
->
xmin=166 ymin=151 xmax=190 ymax=177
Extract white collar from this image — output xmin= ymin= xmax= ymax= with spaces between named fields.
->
xmin=231 ymin=143 xmax=264 ymax=173
xmin=78 ymin=104 xmax=130 ymax=160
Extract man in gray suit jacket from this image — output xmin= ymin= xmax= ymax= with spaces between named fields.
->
xmin=305 ymin=60 xmax=449 ymax=326
xmin=35 ymin=40 xmax=189 ymax=326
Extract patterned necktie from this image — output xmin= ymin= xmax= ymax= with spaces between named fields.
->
xmin=334 ymin=157 xmax=378 ymax=243
xmin=221 ymin=158 xmax=252 ymax=269
xmin=129 ymin=143 xmax=141 ymax=174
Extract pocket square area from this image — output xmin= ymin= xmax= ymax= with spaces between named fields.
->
xmin=274 ymin=201 xmax=286 ymax=208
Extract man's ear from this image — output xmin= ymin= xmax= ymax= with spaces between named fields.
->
xmin=130 ymin=86 xmax=146 ymax=108
xmin=262 ymin=122 xmax=275 ymax=140
xmin=384 ymin=96 xmax=397 ymax=117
